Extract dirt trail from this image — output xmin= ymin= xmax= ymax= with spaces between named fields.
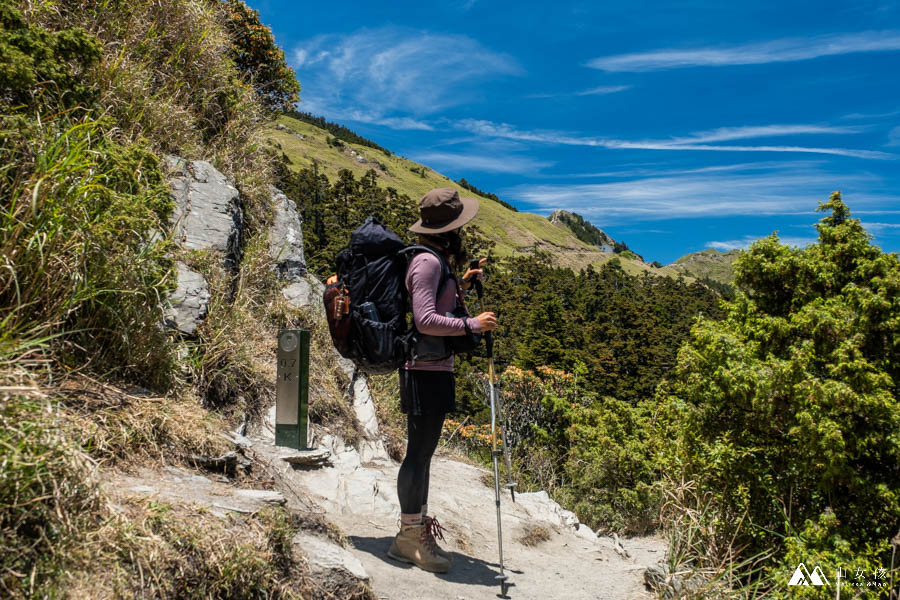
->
xmin=250 ymin=410 xmax=665 ymax=600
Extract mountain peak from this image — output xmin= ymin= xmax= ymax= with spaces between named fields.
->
xmin=549 ymin=210 xmax=615 ymax=252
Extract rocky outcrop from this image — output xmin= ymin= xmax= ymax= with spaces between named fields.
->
xmin=164 ymin=262 xmax=210 ymax=335
xmin=166 ymin=156 xmax=243 ymax=265
xmin=162 ymin=159 xmax=304 ymax=336
xmin=162 ymin=156 xmax=243 ymax=335
xmin=267 ymin=186 xmax=306 ymax=281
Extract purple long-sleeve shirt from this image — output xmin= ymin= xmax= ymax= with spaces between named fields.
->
xmin=404 ymin=251 xmax=482 ymax=372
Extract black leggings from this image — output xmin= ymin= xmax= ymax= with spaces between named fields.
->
xmin=397 ymin=412 xmax=445 ymax=514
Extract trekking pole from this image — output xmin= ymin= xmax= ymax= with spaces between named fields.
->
xmin=467 ymin=259 xmax=514 ymax=598
xmin=469 ymin=259 xmax=517 ymax=503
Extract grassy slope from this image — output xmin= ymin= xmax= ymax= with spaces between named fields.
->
xmin=268 ymin=115 xmax=691 ymax=279
xmin=669 ymin=249 xmax=740 ymax=283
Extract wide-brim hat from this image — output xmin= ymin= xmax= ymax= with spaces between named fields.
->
xmin=409 ymin=187 xmax=479 ymax=234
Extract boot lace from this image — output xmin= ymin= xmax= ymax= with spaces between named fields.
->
xmin=423 ymin=515 xmax=446 ymax=553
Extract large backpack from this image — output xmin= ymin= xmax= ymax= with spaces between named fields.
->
xmin=323 ymin=216 xmax=452 ymax=375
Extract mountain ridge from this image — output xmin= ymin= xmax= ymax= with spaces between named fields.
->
xmin=269 ymin=114 xmax=733 ymax=282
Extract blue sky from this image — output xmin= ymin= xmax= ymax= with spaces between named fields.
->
xmin=252 ymin=0 xmax=900 ymax=263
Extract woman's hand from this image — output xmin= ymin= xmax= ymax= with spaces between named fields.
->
xmin=461 ymin=257 xmax=488 ymax=290
xmin=476 ymin=311 xmax=497 ymax=331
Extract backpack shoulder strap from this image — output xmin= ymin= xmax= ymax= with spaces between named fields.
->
xmin=400 ymin=245 xmax=453 ymax=297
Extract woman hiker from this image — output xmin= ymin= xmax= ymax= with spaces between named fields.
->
xmin=387 ymin=188 xmax=498 ymax=573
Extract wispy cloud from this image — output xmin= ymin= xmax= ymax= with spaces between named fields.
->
xmin=587 ymin=31 xmax=900 ymax=72
xmin=453 ymin=119 xmax=893 ymax=159
xmin=314 ymin=108 xmax=433 ymax=131
xmin=292 ymin=26 xmax=521 ymax=123
xmin=541 ymin=161 xmax=826 ymax=179
xmin=410 ymin=151 xmax=554 ymax=174
xmin=502 ymin=163 xmax=896 ymax=224
xmin=577 ymin=85 xmax=631 ymax=96
xmin=706 ymin=235 xmax=817 ymax=251
xmin=841 ymin=108 xmax=900 ymax=120
xmin=860 ymin=221 xmax=900 ymax=233
xmin=530 ymin=85 xmax=631 ymax=98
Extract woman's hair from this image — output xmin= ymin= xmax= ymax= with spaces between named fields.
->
xmin=418 ymin=230 xmax=467 ymax=270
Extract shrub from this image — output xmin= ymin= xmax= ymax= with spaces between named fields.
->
xmin=495 ymin=365 xmax=661 ymax=533
xmin=0 ymin=2 xmax=100 ymax=109
xmin=658 ymin=193 xmax=900 ymax=595
xmin=221 ymin=0 xmax=300 ymax=112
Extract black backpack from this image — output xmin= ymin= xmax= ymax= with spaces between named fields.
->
xmin=323 ymin=216 xmax=458 ymax=375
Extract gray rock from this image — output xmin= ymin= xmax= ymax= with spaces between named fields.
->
xmin=282 ymin=279 xmax=314 ymax=307
xmin=165 ymin=156 xmax=242 ymax=267
xmin=573 ymin=523 xmax=597 ymax=541
xmin=517 ymin=490 xmax=580 ymax=530
xmin=268 ymin=186 xmax=306 ymax=281
xmin=164 ymin=262 xmax=210 ymax=335
xmin=293 ymin=531 xmax=369 ymax=582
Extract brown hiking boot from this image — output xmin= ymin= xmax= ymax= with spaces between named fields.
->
xmin=423 ymin=515 xmax=452 ymax=561
xmin=387 ymin=522 xmax=451 ymax=573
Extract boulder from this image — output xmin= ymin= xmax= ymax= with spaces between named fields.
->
xmin=267 ymin=186 xmax=306 ymax=281
xmin=517 ymin=490 xmax=580 ymax=530
xmin=165 ymin=156 xmax=242 ymax=267
xmin=164 ymin=262 xmax=210 ymax=335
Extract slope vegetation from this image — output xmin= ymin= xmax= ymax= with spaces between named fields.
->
xmin=669 ymin=248 xmax=740 ymax=283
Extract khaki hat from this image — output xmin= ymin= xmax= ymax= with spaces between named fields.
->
xmin=409 ymin=188 xmax=479 ymax=234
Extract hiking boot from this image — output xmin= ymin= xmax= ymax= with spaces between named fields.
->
xmin=423 ymin=515 xmax=452 ymax=562
xmin=387 ymin=522 xmax=451 ymax=573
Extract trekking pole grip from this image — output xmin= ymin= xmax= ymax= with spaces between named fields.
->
xmin=468 ymin=258 xmax=484 ymax=299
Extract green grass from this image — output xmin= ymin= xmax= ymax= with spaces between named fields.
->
xmin=269 ymin=114 xmax=692 ymax=280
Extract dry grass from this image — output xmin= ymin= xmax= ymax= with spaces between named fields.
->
xmin=0 ymin=380 xmax=374 ymax=599
xmin=49 ymin=375 xmax=232 ymax=467
xmin=516 ymin=523 xmax=552 ymax=547
xmin=366 ymin=372 xmax=407 ymax=460
xmin=455 ymin=531 xmax=474 ymax=554
xmin=652 ymin=476 xmax=773 ymax=600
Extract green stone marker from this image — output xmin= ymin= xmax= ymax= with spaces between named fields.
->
xmin=275 ymin=329 xmax=310 ymax=450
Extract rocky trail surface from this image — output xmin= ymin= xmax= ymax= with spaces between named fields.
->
xmin=107 ymin=400 xmax=664 ymax=600
xmin=254 ymin=412 xmax=666 ymax=600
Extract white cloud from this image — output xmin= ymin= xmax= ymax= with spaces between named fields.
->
xmin=587 ymin=30 xmax=900 ymax=72
xmin=502 ymin=164 xmax=897 ymax=224
xmin=410 ymin=151 xmax=554 ymax=174
xmin=453 ymin=119 xmax=893 ymax=159
xmin=706 ymin=235 xmax=817 ymax=251
xmin=292 ymin=27 xmax=521 ymax=123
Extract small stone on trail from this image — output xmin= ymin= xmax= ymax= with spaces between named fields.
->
xmin=281 ymin=448 xmax=332 ymax=467
xmin=234 ymin=489 xmax=286 ymax=505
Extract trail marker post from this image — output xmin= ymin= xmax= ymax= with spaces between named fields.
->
xmin=275 ymin=329 xmax=310 ymax=450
